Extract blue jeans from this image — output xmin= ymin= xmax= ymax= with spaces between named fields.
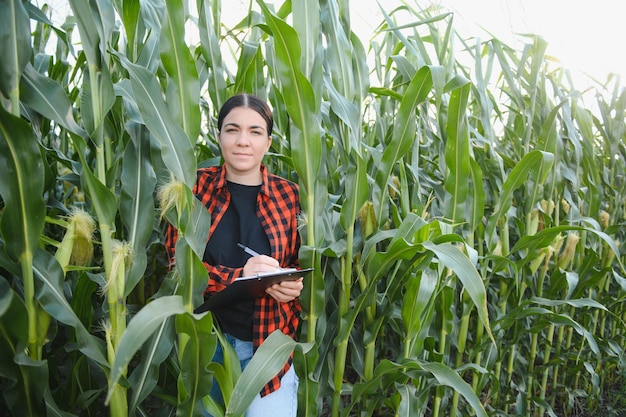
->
xmin=203 ymin=334 xmax=298 ymax=417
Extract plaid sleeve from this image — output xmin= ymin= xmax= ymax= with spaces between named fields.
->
xmin=203 ymin=264 xmax=243 ymax=294
xmin=164 ymin=222 xmax=178 ymax=270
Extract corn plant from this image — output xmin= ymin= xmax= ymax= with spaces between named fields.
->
xmin=1 ymin=0 xmax=624 ymax=417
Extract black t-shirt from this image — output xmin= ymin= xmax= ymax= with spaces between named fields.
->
xmin=203 ymin=181 xmax=270 ymax=341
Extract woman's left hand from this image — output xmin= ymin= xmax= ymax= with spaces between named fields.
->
xmin=266 ymin=277 xmax=304 ymax=303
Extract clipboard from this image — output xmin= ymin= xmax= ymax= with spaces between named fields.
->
xmin=195 ymin=268 xmax=314 ymax=312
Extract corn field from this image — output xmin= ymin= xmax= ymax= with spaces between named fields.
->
xmin=0 ymin=0 xmax=625 ymax=416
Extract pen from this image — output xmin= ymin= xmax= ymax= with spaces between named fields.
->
xmin=238 ymin=243 xmax=288 ymax=273
xmin=237 ymin=243 xmax=285 ymax=275
xmin=237 ymin=243 xmax=261 ymax=257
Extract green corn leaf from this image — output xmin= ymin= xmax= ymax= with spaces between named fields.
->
xmin=392 ymin=56 xmax=419 ymax=81
xmin=161 ymin=0 xmax=201 ymax=143
xmin=71 ymin=135 xmax=117 ymax=228
xmin=363 ymin=212 xmax=430 ymax=279
xmin=292 ymin=0 xmax=319 ymax=78
xmin=20 ymin=63 xmax=86 ymax=137
xmin=114 ymin=52 xmax=196 ymax=186
xmin=0 ymin=276 xmax=28 ymax=382
xmin=136 ymin=30 xmax=161 ymax=74
xmin=114 ymin=0 xmax=140 ymax=61
xmin=256 ymin=1 xmax=323 ymax=240
xmin=444 ymin=77 xmax=471 ymax=224
xmin=0 ymin=107 xmax=45 ymax=263
xmin=114 ymin=79 xmax=142 ymax=123
xmin=350 ymin=359 xmax=403 ymax=397
xmin=339 ymin=153 xmax=369 ymax=232
xmin=68 ymin=0 xmax=115 ymax=76
xmin=233 ymin=40 xmax=265 ymax=96
xmin=380 ymin=65 xmax=432 ymax=175
xmin=197 ymin=0 xmax=227 ymax=109
xmin=422 ymin=241 xmax=494 ymax=343
xmin=79 ymin=63 xmax=115 ymax=137
xmin=491 ymin=39 xmax=523 ymax=108
xmin=0 ymin=0 xmax=31 ymax=103
xmin=419 ymin=361 xmax=488 ymax=417
xmin=107 ymin=296 xmax=187 ymax=403
xmin=470 ymin=38 xmax=497 ymax=146
xmin=207 ymin=330 xmax=242 ymax=413
xmin=32 ymin=250 xmax=108 ymax=366
xmin=496 ymin=304 xmax=554 ymax=330
xmin=227 ymin=331 xmax=313 ymax=417
xmin=332 ymin=269 xmax=379 ymax=346
xmin=256 ymin=1 xmax=318 ymax=135
xmin=120 ymin=123 xmax=157 ymax=295
xmin=548 ymin=314 xmax=600 ymax=355
xmin=321 ymin=0 xmax=353 ymax=99
xmin=402 ymin=269 xmax=438 ymax=357
xmin=350 ymin=31 xmax=370 ymax=98
xmin=379 ymin=8 xmax=431 ymax=66
xmin=0 ymin=278 xmax=61 ymax=416
xmin=499 ymin=301 xmax=601 ymax=356
xmin=525 ymin=35 xmax=548 ymax=95
xmin=374 ymin=65 xmax=432 ymax=228
xmin=396 ymin=383 xmax=421 ymax=417
xmin=11 ymin=352 xmax=48 ymax=416
xmin=468 ymin=158 xmax=485 ymax=233
xmin=175 ymin=236 xmax=211 ymax=312
xmin=530 ymin=296 xmax=607 ymax=311
xmin=485 ymin=150 xmax=555 ymax=249
xmin=526 ymin=100 xmax=567 ymax=213
xmin=176 ymin=311 xmax=216 ymax=417
xmin=511 ymin=224 xmax=624 ymax=272
xmin=351 ymin=359 xmax=487 ymax=417
xmin=43 ymin=388 xmax=76 ymax=417
xmin=187 ymin=197 xmax=213 ymax=261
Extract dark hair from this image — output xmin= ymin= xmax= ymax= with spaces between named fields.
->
xmin=217 ymin=94 xmax=274 ymax=135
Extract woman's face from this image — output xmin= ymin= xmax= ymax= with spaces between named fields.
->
xmin=218 ymin=106 xmax=272 ymax=184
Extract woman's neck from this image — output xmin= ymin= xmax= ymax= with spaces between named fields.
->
xmin=225 ymin=169 xmax=262 ymax=186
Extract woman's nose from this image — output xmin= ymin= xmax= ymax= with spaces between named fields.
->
xmin=235 ymin=132 xmax=251 ymax=144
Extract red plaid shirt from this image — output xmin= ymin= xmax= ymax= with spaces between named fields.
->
xmin=164 ymin=164 xmax=302 ymax=396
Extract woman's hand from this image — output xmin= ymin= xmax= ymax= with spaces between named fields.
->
xmin=242 ymin=255 xmax=303 ymax=302
xmin=242 ymin=255 xmax=281 ymax=277
xmin=266 ymin=278 xmax=304 ymax=303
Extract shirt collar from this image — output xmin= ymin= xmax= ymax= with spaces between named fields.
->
xmin=217 ymin=164 xmax=270 ymax=196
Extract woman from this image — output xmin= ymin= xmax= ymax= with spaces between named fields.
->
xmin=165 ymin=93 xmax=303 ymax=416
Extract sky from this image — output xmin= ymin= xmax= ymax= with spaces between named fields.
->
xmin=41 ymin=0 xmax=625 ymax=90
xmin=350 ymin=0 xmax=625 ymax=89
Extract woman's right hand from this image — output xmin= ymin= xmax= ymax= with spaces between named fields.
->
xmin=242 ymin=255 xmax=282 ymax=277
